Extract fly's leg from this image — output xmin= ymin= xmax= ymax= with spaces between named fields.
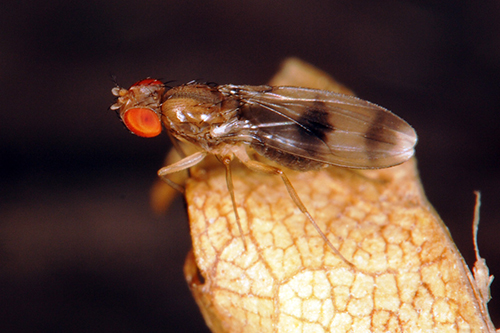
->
xmin=158 ymin=151 xmax=247 ymax=250
xmin=221 ymin=157 xmax=247 ymax=250
xmin=240 ymin=159 xmax=353 ymax=267
xmin=167 ymin=133 xmax=188 ymax=161
xmin=160 ymin=137 xmax=191 ymax=193
xmin=157 ymin=151 xmax=208 ymax=193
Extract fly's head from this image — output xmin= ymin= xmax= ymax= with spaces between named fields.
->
xmin=111 ymin=78 xmax=165 ymax=138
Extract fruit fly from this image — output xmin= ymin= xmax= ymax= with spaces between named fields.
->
xmin=111 ymin=78 xmax=417 ymax=266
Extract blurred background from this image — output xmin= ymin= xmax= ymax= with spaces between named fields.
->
xmin=1 ymin=0 xmax=499 ymax=331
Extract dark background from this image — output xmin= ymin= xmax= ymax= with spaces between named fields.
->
xmin=1 ymin=0 xmax=499 ymax=331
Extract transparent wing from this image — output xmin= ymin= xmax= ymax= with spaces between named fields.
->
xmin=224 ymin=85 xmax=417 ymax=169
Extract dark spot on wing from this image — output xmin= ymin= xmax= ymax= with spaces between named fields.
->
xmin=242 ymin=99 xmax=334 ymax=170
xmin=364 ymin=110 xmax=399 ymax=160
xmin=296 ymin=102 xmax=334 ymax=144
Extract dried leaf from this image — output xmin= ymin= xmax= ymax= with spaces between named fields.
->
xmin=153 ymin=58 xmax=497 ymax=332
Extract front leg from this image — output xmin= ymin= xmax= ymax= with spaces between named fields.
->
xmin=157 ymin=151 xmax=208 ymax=193
xmin=157 ymin=151 xmax=208 ymax=177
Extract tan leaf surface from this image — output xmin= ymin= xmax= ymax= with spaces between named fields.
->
xmin=159 ymin=58 xmax=496 ymax=332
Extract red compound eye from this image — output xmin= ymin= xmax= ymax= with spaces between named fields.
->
xmin=131 ymin=78 xmax=163 ymax=87
xmin=123 ymin=108 xmax=162 ymax=138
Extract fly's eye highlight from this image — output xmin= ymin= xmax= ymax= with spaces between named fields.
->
xmin=123 ymin=107 xmax=162 ymax=138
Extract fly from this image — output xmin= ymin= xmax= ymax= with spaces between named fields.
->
xmin=111 ymin=78 xmax=417 ymax=266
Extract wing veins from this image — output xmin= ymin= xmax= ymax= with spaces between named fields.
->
xmin=245 ymin=99 xmax=335 ymax=153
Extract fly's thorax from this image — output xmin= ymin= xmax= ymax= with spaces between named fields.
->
xmin=161 ymin=84 xmax=242 ymax=147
